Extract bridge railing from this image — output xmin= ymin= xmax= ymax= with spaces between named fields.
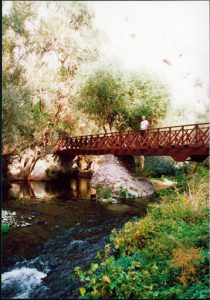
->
xmin=54 ymin=123 xmax=209 ymax=153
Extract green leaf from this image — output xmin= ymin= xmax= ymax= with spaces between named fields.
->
xmin=102 ymin=275 xmax=111 ymax=283
xmin=1 ymin=224 xmax=10 ymax=232
xmin=79 ymin=287 xmax=86 ymax=296
xmin=91 ymin=263 xmax=99 ymax=272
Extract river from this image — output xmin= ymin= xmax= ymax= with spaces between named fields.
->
xmin=2 ymin=179 xmax=152 ymax=299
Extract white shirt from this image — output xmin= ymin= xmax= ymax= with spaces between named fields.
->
xmin=140 ymin=120 xmax=149 ymax=130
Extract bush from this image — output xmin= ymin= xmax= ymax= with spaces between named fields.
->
xmin=144 ymin=156 xmax=180 ymax=177
xmin=96 ymin=186 xmax=113 ymax=199
xmin=74 ymin=172 xmax=208 ymax=299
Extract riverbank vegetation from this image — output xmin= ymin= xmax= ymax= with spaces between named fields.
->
xmin=74 ymin=165 xmax=208 ymax=299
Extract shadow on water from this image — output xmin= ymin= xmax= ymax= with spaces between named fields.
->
xmin=2 ymin=179 xmax=152 ymax=299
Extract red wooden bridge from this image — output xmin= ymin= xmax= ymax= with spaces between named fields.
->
xmin=54 ymin=123 xmax=209 ymax=162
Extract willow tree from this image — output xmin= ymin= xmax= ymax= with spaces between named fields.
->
xmin=27 ymin=1 xmax=100 ymax=144
xmin=3 ymin=1 xmax=100 ymax=154
xmin=76 ymin=65 xmax=126 ymax=133
xmin=2 ymin=1 xmax=36 ymax=153
xmin=77 ymin=65 xmax=170 ymax=133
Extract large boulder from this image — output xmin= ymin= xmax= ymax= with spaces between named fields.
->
xmin=91 ymin=155 xmax=153 ymax=198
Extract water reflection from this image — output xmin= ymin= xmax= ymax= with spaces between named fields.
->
xmin=9 ymin=179 xmax=91 ymax=200
xmin=69 ymin=179 xmax=91 ymax=199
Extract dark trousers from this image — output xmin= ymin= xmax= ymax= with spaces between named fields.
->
xmin=140 ymin=130 xmax=147 ymax=138
xmin=140 ymin=130 xmax=147 ymax=144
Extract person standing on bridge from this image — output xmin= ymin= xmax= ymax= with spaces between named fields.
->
xmin=140 ymin=116 xmax=149 ymax=139
xmin=139 ymin=116 xmax=149 ymax=168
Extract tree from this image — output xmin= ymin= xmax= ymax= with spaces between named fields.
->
xmin=2 ymin=1 xmax=100 ymax=154
xmin=2 ymin=1 xmax=36 ymax=153
xmin=26 ymin=1 xmax=99 ymax=145
xmin=76 ymin=65 xmax=170 ymax=133
xmin=76 ymin=65 xmax=126 ymax=133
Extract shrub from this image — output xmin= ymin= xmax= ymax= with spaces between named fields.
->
xmin=96 ymin=186 xmax=113 ymax=199
xmin=74 ymin=172 xmax=208 ymax=299
xmin=144 ymin=156 xmax=180 ymax=177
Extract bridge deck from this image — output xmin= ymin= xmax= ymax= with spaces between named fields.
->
xmin=54 ymin=123 xmax=209 ymax=162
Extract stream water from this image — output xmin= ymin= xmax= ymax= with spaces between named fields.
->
xmin=2 ymin=179 xmax=152 ymax=299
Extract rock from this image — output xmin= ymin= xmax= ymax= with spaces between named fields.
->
xmin=90 ymin=161 xmax=101 ymax=173
xmin=100 ymin=197 xmax=119 ymax=204
xmin=150 ymin=178 xmax=176 ymax=191
xmin=28 ymin=155 xmax=72 ymax=180
xmin=7 ymin=151 xmax=105 ymax=181
xmin=111 ymin=198 xmax=119 ymax=204
xmin=90 ymin=188 xmax=97 ymax=199
xmin=91 ymin=155 xmax=153 ymax=198
xmin=71 ymin=155 xmax=103 ymax=178
xmin=78 ymin=156 xmax=88 ymax=171
xmin=7 ymin=150 xmax=74 ymax=181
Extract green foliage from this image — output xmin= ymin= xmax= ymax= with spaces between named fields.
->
xmin=143 ymin=156 xmax=180 ymax=177
xmin=96 ymin=186 xmax=113 ymax=199
xmin=118 ymin=187 xmax=127 ymax=198
xmin=3 ymin=1 xmax=99 ymax=154
xmin=77 ymin=66 xmax=125 ymax=132
xmin=3 ymin=1 xmax=170 ymax=153
xmin=77 ymin=65 xmax=170 ymax=133
xmin=3 ymin=1 xmax=35 ymax=153
xmin=175 ymin=173 xmax=188 ymax=191
xmin=96 ymin=185 xmax=137 ymax=200
xmin=117 ymin=187 xmax=136 ymax=199
xmin=196 ymin=165 xmax=208 ymax=177
xmin=1 ymin=224 xmax=10 ymax=233
xmin=74 ymin=172 xmax=208 ymax=299
xmin=121 ymin=72 xmax=170 ymax=129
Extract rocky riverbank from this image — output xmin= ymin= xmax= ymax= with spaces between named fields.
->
xmin=5 ymin=150 xmax=154 ymax=198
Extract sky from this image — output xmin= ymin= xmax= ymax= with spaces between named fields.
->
xmin=90 ymin=0 xmax=209 ymax=123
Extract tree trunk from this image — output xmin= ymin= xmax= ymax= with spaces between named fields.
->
xmin=103 ymin=125 xmax=107 ymax=134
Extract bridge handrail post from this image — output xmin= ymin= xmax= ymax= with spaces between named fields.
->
xmin=169 ymin=127 xmax=171 ymax=145
xmin=195 ymin=124 xmax=199 ymax=145
xmin=182 ymin=126 xmax=184 ymax=145
xmin=90 ymin=135 xmax=92 ymax=149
